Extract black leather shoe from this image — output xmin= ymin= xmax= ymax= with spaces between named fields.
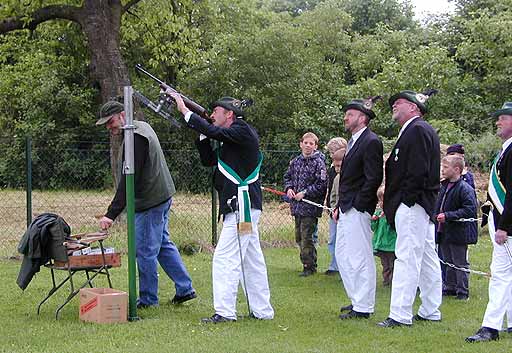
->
xmin=201 ymin=314 xmax=236 ymax=324
xmin=456 ymin=294 xmax=469 ymax=301
xmin=137 ymin=302 xmax=158 ymax=309
xmin=339 ymin=304 xmax=353 ymax=312
xmin=249 ymin=312 xmax=265 ymax=320
xmin=339 ymin=310 xmax=370 ymax=320
xmin=413 ymin=314 xmax=441 ymax=322
xmin=465 ymin=327 xmax=499 ymax=343
xmin=171 ymin=291 xmax=197 ymax=305
xmin=324 ymin=270 xmax=338 ymax=276
xmin=377 ymin=317 xmax=411 ymax=328
xmin=442 ymin=289 xmax=457 ymax=296
xmin=299 ymin=269 xmax=316 ymax=277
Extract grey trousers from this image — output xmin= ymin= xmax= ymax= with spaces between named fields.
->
xmin=439 ymin=241 xmax=469 ymax=296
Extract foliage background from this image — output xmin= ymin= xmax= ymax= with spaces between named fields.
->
xmin=0 ymin=0 xmax=509 ymax=187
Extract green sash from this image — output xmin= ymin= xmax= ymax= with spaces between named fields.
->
xmin=217 ymin=151 xmax=263 ymax=234
xmin=488 ymin=151 xmax=506 ymax=214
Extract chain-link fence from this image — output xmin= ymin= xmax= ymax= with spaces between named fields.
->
xmin=0 ymin=136 xmax=330 ymax=258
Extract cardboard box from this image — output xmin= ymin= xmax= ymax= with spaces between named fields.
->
xmin=54 ymin=253 xmax=121 ymax=269
xmin=79 ymin=288 xmax=127 ymax=323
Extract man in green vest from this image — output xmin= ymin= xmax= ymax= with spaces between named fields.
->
xmin=96 ymin=101 xmax=196 ymax=309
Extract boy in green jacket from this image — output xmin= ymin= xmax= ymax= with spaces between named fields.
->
xmin=371 ymin=186 xmax=397 ymax=286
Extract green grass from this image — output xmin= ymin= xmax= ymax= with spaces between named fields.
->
xmin=1 ymin=237 xmax=511 ymax=353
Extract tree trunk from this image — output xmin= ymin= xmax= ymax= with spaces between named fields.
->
xmin=79 ymin=0 xmax=130 ymax=187
xmin=0 ymin=0 xmax=143 ymax=188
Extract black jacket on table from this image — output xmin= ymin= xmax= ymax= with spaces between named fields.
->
xmin=435 ymin=178 xmax=478 ymax=245
xmin=384 ymin=117 xmax=440 ymax=227
xmin=17 ymin=213 xmax=70 ymax=290
xmin=336 ymin=127 xmax=383 ymax=215
xmin=188 ymin=113 xmax=263 ymax=216
xmin=491 ymin=142 xmax=512 ymax=235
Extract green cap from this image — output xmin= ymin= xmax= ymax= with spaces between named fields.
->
xmin=96 ymin=101 xmax=124 ymax=125
xmin=491 ymin=102 xmax=512 ymax=117
xmin=342 ymin=96 xmax=382 ymax=120
xmin=211 ymin=97 xmax=245 ymax=117
xmin=389 ymin=89 xmax=438 ymax=115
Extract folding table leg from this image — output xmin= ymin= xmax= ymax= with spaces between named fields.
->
xmin=37 ymin=269 xmax=72 ymax=315
xmin=55 ymin=268 xmax=106 ymax=319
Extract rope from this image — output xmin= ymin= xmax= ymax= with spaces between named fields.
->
xmin=261 ymin=186 xmax=333 ymax=212
xmin=453 ymin=217 xmax=482 ymax=223
xmin=438 ymin=257 xmax=491 ymax=277
xmin=263 ymin=187 xmax=507 ymax=277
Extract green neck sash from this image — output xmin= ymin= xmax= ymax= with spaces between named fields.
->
xmin=217 ymin=151 xmax=263 ymax=234
xmin=488 ymin=151 xmax=506 ymax=214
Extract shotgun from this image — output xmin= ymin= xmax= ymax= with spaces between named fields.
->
xmin=135 ymin=64 xmax=211 ymax=121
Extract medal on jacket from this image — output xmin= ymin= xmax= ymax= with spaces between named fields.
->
xmin=394 ymin=148 xmax=399 ymax=162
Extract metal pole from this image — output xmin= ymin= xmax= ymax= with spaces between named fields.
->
xmin=124 ymin=86 xmax=139 ymax=321
xmin=25 ymin=135 xmax=32 ymax=228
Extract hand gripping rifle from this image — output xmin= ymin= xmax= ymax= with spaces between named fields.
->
xmin=134 ymin=64 xmax=212 ymax=123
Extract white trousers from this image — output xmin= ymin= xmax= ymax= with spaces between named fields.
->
xmin=335 ymin=208 xmax=376 ymax=313
xmin=389 ymin=203 xmax=442 ymax=324
xmin=481 ymin=212 xmax=512 ymax=330
xmin=213 ymin=209 xmax=274 ymax=320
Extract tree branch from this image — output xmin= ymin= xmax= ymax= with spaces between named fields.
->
xmin=0 ymin=4 xmax=80 ymax=33
xmin=123 ymin=0 xmax=144 ymax=13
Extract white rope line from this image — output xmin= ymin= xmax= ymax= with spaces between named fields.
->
xmin=453 ymin=217 xmax=482 ymax=222
xmin=438 ymin=257 xmax=491 ymax=277
xmin=301 ymin=199 xmax=333 ymax=212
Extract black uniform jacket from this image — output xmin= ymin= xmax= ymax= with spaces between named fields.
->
xmin=336 ymin=127 xmax=383 ymax=215
xmin=384 ymin=117 xmax=440 ymax=227
xmin=188 ymin=113 xmax=263 ymax=216
xmin=492 ymin=142 xmax=512 ymax=234
xmin=17 ymin=213 xmax=70 ymax=290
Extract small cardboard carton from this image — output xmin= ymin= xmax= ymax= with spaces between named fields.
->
xmin=79 ymin=288 xmax=127 ymax=323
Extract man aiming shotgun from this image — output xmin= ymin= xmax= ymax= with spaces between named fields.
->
xmin=169 ymin=91 xmax=274 ymax=323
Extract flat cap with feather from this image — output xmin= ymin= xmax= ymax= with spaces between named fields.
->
xmin=342 ymin=95 xmax=382 ymax=120
xmin=389 ymin=89 xmax=438 ymax=114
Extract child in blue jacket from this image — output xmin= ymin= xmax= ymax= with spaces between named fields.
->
xmin=435 ymin=155 xmax=478 ymax=300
